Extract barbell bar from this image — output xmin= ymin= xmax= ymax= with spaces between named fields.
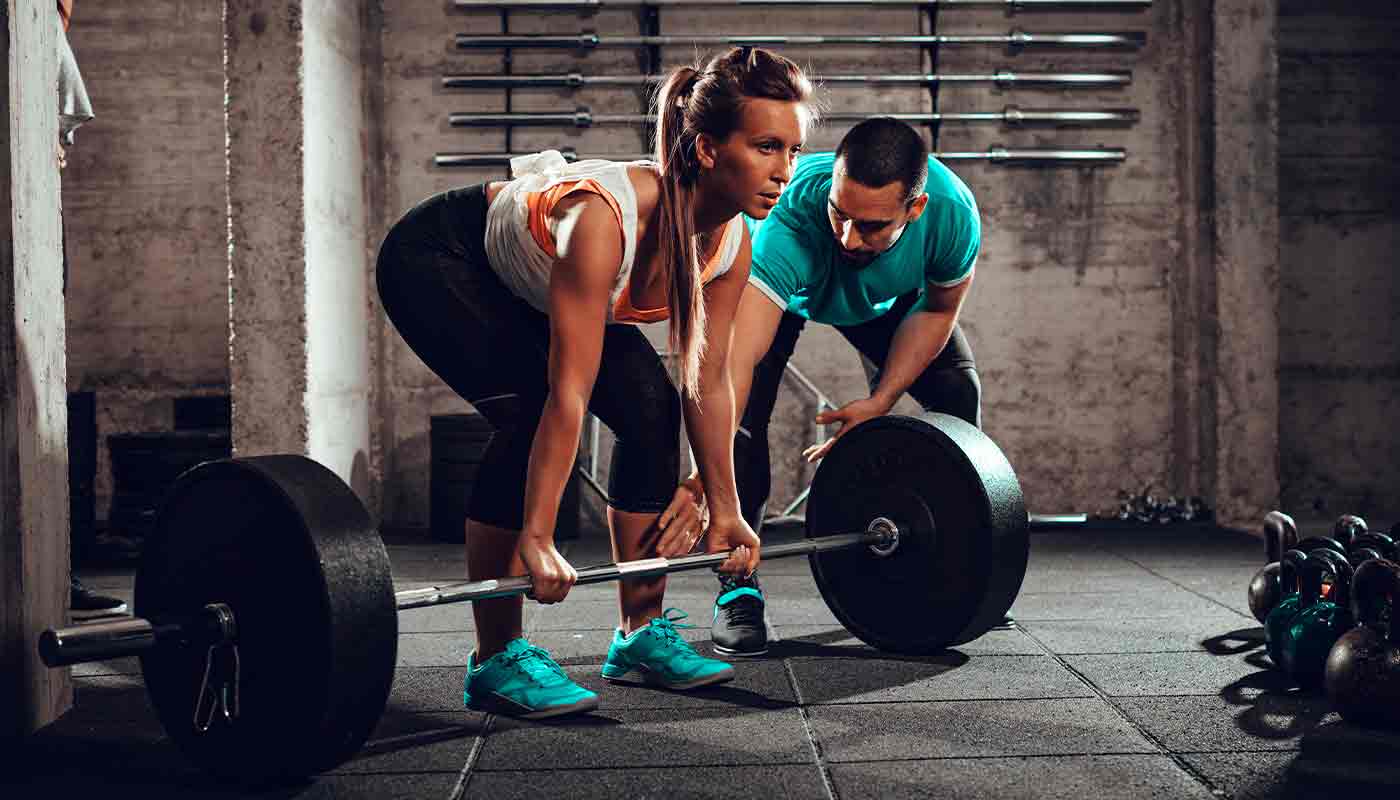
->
xmin=453 ymin=0 xmax=1151 ymax=7
xmin=41 ymin=522 xmax=898 ymax=666
xmin=448 ymin=106 xmax=1140 ymax=128
xmin=33 ymin=412 xmax=1027 ymax=784
xmin=454 ymin=29 xmax=1148 ymax=50
xmin=442 ymin=69 xmax=1134 ymax=89
xmin=433 ymin=145 xmax=1128 ymax=168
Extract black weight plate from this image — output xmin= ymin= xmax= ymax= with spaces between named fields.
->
xmin=806 ymin=413 xmax=1028 ymax=654
xmin=135 ymin=455 xmax=397 ymax=784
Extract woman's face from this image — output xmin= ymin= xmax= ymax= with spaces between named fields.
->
xmin=698 ymin=97 xmax=808 ymax=219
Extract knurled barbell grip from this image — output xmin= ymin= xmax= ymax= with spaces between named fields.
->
xmin=395 ymin=530 xmax=884 ymax=608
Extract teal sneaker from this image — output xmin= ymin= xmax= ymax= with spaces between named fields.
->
xmin=601 ymin=609 xmax=736 ymax=690
xmin=463 ymin=638 xmax=599 ymax=719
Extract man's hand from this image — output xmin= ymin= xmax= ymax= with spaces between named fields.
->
xmin=705 ymin=514 xmax=761 ymax=576
xmin=802 ymin=396 xmax=893 ymax=463
xmin=655 ymin=481 xmax=708 ymax=558
xmin=56 ymin=141 xmax=67 ymax=171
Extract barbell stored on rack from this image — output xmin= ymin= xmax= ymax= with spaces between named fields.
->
xmin=448 ymin=106 xmax=1140 ymax=128
xmin=433 ymin=145 xmax=1128 ymax=168
xmin=451 ymin=0 xmax=1152 ymax=7
xmin=37 ymin=412 xmax=1028 ymax=784
xmin=441 ymin=70 xmax=1134 ymax=89
xmin=453 ymin=29 xmax=1148 ymax=50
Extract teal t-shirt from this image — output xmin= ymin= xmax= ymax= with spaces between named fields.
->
xmin=746 ymin=152 xmax=980 ymax=326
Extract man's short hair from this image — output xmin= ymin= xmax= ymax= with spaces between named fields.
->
xmin=833 ymin=117 xmax=930 ymax=203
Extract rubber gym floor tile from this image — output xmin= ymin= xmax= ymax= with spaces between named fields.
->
xmin=397 ymin=602 xmax=478 ymax=633
xmin=475 ymin=707 xmax=811 ymax=770
xmin=73 ymin=655 xmax=142 ymax=677
xmin=828 ymin=754 xmax=1217 ymax=799
xmin=1146 ymin=565 xmax=1262 ymax=616
xmin=331 ymin=710 xmax=486 ymax=774
xmin=397 ymin=631 xmax=477 ymax=667
xmin=465 ymin=764 xmax=828 ymax=799
xmin=387 ymin=667 xmax=472 ymax=712
xmin=1019 ymin=569 xmax=1179 ymax=594
xmin=1020 ymin=611 xmax=1258 ymax=655
xmin=1009 ymin=588 xmax=1234 ymax=622
xmin=563 ymin=659 xmax=797 ymax=709
xmin=807 ymin=698 xmax=1157 ymax=761
xmin=73 ymin=675 xmax=154 ymax=720
xmin=0 ymin=772 xmax=255 ymax=800
xmin=771 ymin=624 xmax=1046 ymax=656
xmin=1063 ymin=651 xmax=1294 ymax=697
xmin=1113 ymin=692 xmax=1339 ymax=752
xmin=286 ymin=774 xmax=464 ymax=799
xmin=513 ymin=626 xmax=723 ymax=666
xmin=789 ymin=654 xmax=1093 ymax=704
xmin=1180 ymin=752 xmax=1321 ymax=800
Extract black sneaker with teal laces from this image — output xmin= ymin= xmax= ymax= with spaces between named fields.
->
xmin=712 ymin=572 xmax=768 ymax=656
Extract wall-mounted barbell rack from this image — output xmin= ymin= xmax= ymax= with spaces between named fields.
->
xmin=442 ymin=69 xmax=1134 ymax=89
xmin=452 ymin=0 xmax=1151 ymax=9
xmin=432 ymin=145 xmax=1129 ymax=167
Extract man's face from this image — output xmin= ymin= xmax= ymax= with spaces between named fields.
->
xmin=826 ymin=158 xmax=927 ymax=266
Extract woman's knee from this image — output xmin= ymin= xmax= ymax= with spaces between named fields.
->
xmin=606 ymin=389 xmax=681 ymax=514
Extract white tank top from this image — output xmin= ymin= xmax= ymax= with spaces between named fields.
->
xmin=482 ymin=150 xmax=744 ymax=323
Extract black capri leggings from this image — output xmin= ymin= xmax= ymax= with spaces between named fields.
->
xmin=375 ymin=184 xmax=681 ymax=530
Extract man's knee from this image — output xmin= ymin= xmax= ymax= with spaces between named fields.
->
xmin=918 ymin=366 xmax=982 ymax=428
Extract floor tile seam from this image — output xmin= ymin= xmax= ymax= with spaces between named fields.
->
xmin=1112 ymin=557 xmax=1257 ymax=620
xmin=782 ymin=658 xmax=840 ymax=800
xmin=1010 ymin=622 xmax=1230 ymax=798
xmin=448 ymin=713 xmax=494 ymax=800
xmin=819 ymin=749 xmax=1193 ymax=765
xmin=468 ymin=759 xmax=821 ymax=773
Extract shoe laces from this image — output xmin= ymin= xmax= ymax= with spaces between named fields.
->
xmin=719 ymin=593 xmax=764 ymax=629
xmin=507 ymin=644 xmax=569 ymax=684
xmin=648 ymin=608 xmax=700 ymax=654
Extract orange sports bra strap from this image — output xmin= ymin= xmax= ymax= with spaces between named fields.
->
xmin=523 ymin=178 xmax=624 ymax=258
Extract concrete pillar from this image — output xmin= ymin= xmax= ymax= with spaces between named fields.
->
xmin=1 ymin=0 xmax=71 ymax=737
xmin=225 ymin=1 xmax=373 ymax=498
xmin=1211 ymin=0 xmax=1280 ymax=526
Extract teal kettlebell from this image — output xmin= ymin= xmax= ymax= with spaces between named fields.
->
xmin=1265 ymin=549 xmax=1312 ymax=669
xmin=1282 ymin=548 xmax=1354 ymax=688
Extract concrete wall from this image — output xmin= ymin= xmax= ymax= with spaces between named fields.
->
xmin=1277 ymin=1 xmax=1400 ymax=522
xmin=61 ymin=1 xmax=227 ymax=518
xmin=2 ymin=0 xmax=70 ymax=736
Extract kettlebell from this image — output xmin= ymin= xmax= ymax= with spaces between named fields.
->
xmin=1324 ymin=558 xmax=1399 ymax=729
xmin=1332 ymin=514 xmax=1368 ymax=550
xmin=1248 ymin=511 xmax=1299 ymax=622
xmin=1281 ymin=548 xmax=1354 ymax=688
xmin=1348 ymin=532 xmax=1397 ymax=565
xmin=1265 ymin=549 xmax=1312 ymax=668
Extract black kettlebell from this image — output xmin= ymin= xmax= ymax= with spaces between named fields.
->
xmin=1348 ymin=532 xmax=1397 ymax=566
xmin=1333 ymin=514 xmax=1368 ymax=550
xmin=1248 ymin=511 xmax=1300 ymax=622
xmin=1324 ymin=558 xmax=1400 ymax=729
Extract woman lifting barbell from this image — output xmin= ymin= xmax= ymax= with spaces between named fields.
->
xmin=375 ymin=46 xmax=814 ymax=719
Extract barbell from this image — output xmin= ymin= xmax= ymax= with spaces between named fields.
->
xmin=453 ymin=29 xmax=1148 ymax=50
xmin=440 ymin=70 xmax=1134 ymax=90
xmin=447 ymin=106 xmax=1141 ymax=128
xmin=37 ymin=412 xmax=1029 ymax=784
xmin=434 ymin=146 xmax=1129 ymax=168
